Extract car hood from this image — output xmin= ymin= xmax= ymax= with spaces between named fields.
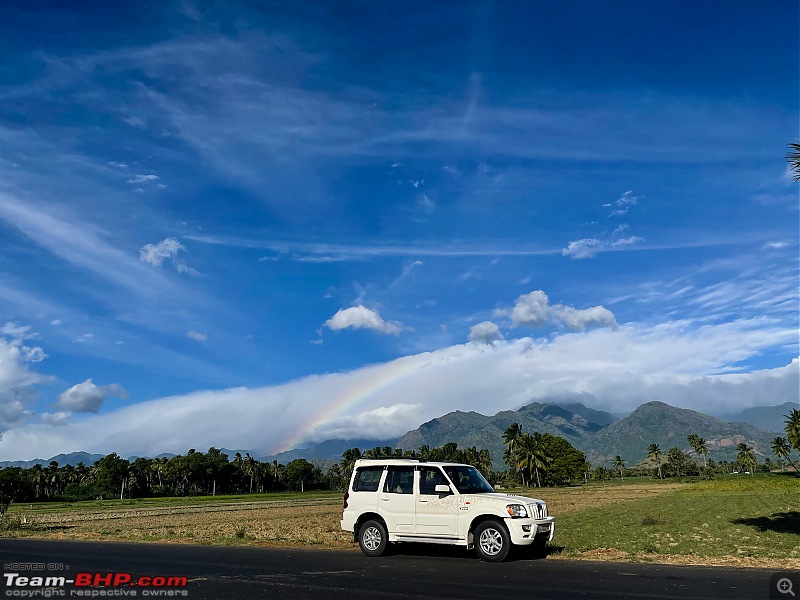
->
xmin=467 ymin=492 xmax=545 ymax=505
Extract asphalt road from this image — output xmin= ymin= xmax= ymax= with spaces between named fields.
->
xmin=0 ymin=539 xmax=792 ymax=600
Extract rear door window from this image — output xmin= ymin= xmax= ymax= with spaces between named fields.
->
xmin=353 ymin=466 xmax=384 ymax=492
xmin=383 ymin=466 xmax=414 ymax=494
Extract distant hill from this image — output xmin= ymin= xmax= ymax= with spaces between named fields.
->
xmin=576 ymin=401 xmax=778 ymax=465
xmin=0 ymin=440 xmax=396 ymax=471
xmin=395 ymin=401 xmax=780 ymax=468
xmin=260 ymin=438 xmax=398 ymax=463
xmin=0 ymin=451 xmax=105 ymax=469
xmin=544 ymin=402 xmax=618 ymax=426
xmin=396 ymin=402 xmax=608 ymax=464
xmin=718 ymin=402 xmax=797 ymax=434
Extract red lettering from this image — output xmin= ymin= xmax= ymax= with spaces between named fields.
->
xmin=94 ymin=573 xmax=114 ymax=586
xmin=75 ymin=573 xmax=92 ymax=587
xmin=113 ymin=573 xmax=131 ymax=586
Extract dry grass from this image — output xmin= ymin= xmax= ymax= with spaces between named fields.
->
xmin=515 ymin=481 xmax=683 ymax=514
xmin=7 ymin=479 xmax=795 ymax=569
xmin=5 ymin=482 xmax=678 ymax=550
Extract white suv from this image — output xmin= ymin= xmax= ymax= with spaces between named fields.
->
xmin=341 ymin=458 xmax=555 ymax=562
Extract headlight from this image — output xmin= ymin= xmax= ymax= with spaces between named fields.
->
xmin=506 ymin=504 xmax=528 ymax=518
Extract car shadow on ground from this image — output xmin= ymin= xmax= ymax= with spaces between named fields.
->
xmin=732 ymin=511 xmax=800 ymax=535
xmin=386 ymin=543 xmax=564 ymax=562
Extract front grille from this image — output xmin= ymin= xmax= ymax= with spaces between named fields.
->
xmin=529 ymin=503 xmax=547 ymax=519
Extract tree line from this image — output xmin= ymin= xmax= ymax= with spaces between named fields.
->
xmin=1 ymin=409 xmax=796 ymax=512
xmin=597 ymin=408 xmax=800 ymax=482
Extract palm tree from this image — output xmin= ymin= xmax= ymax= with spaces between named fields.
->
xmin=687 ymin=434 xmax=708 ymax=468
xmin=771 ymin=436 xmax=797 ymax=473
xmin=785 ymin=408 xmax=800 ymax=452
xmin=513 ymin=433 xmax=550 ymax=487
xmin=647 ymin=444 xmax=663 ymax=479
xmin=736 ymin=443 xmax=756 ymax=474
xmin=503 ymin=423 xmax=524 ymax=484
xmin=787 ymin=142 xmax=800 ymax=181
xmin=612 ymin=455 xmax=625 ymax=482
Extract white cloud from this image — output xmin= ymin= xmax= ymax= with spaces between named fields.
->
xmin=56 ymin=379 xmax=127 ymax=413
xmin=74 ymin=333 xmax=94 ymax=343
xmin=325 ymin=305 xmax=402 ymax=335
xmin=562 ymin=238 xmax=603 ymax=259
xmin=41 ymin=411 xmax=71 ymax=427
xmin=187 ymin=330 xmax=207 ymax=342
xmin=139 ymin=238 xmax=184 ymax=267
xmin=127 ymin=174 xmax=159 ymax=184
xmin=553 ymin=305 xmax=618 ymax=332
xmin=469 ymin=321 xmax=504 ymax=345
xmin=50 ymin=319 xmax=62 ymax=326
xmin=1 ymin=322 xmax=38 ymax=341
xmin=509 ymin=290 xmax=617 ymax=331
xmin=0 ymin=320 xmax=795 ymax=461
xmin=612 ymin=236 xmax=646 ymax=247
xmin=604 ymin=190 xmax=641 ymax=217
xmin=140 ymin=237 xmax=198 ymax=275
xmin=563 ymin=235 xmax=646 ymax=259
xmin=0 ymin=328 xmax=50 ymax=434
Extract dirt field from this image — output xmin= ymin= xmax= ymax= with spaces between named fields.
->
xmin=6 ymin=479 xmax=797 ymax=569
xmin=4 ymin=482 xmax=680 ymax=549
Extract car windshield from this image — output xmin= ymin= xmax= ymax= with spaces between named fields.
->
xmin=443 ymin=466 xmax=494 ymax=494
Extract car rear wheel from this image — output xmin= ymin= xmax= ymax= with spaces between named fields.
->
xmin=474 ymin=520 xmax=511 ymax=562
xmin=358 ymin=520 xmax=388 ymax=557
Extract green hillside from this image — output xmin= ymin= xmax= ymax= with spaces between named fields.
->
xmin=583 ymin=401 xmax=778 ymax=465
xmin=395 ymin=401 xmax=780 ymax=468
xmin=395 ymin=402 xmax=608 ymax=465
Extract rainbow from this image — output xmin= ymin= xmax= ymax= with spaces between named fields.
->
xmin=275 ymin=356 xmax=426 ymax=452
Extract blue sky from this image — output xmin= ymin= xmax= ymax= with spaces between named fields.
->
xmin=0 ymin=1 xmax=797 ymax=460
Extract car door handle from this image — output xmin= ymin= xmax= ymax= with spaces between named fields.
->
xmin=381 ymin=497 xmax=391 ymax=501
xmin=418 ymin=498 xmax=429 ymax=503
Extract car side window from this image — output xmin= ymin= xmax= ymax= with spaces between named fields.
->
xmin=383 ymin=466 xmax=414 ymax=494
xmin=353 ymin=466 xmax=384 ymax=492
xmin=418 ymin=467 xmax=448 ymax=495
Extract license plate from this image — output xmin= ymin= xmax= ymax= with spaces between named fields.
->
xmin=537 ymin=524 xmax=551 ymax=533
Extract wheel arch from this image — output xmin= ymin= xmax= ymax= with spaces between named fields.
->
xmin=468 ymin=513 xmax=509 ymax=545
xmin=354 ymin=512 xmax=387 ymax=540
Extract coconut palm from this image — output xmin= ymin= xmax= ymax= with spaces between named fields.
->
xmin=687 ymin=434 xmax=708 ymax=468
xmin=516 ymin=432 xmax=550 ymax=487
xmin=503 ymin=423 xmax=525 ymax=484
xmin=787 ymin=142 xmax=800 ymax=181
xmin=736 ymin=443 xmax=757 ymax=474
xmin=785 ymin=408 xmax=800 ymax=451
xmin=612 ymin=455 xmax=625 ymax=482
xmin=647 ymin=444 xmax=663 ymax=479
xmin=771 ymin=436 xmax=797 ymax=473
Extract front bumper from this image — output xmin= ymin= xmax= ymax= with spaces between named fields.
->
xmin=506 ymin=516 xmax=555 ymax=545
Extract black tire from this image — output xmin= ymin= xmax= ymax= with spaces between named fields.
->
xmin=358 ymin=519 xmax=388 ymax=557
xmin=474 ymin=520 xmax=511 ymax=562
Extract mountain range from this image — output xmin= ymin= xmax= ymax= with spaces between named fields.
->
xmin=1 ymin=401 xmax=793 ymax=469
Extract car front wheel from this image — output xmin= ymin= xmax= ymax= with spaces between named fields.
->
xmin=358 ymin=520 xmax=388 ymax=557
xmin=474 ymin=520 xmax=511 ymax=562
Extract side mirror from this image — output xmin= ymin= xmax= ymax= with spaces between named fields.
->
xmin=434 ymin=484 xmax=451 ymax=494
